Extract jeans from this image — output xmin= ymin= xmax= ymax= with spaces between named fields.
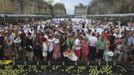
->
xmin=98 ymin=49 xmax=104 ymax=60
xmin=89 ymin=46 xmax=96 ymax=61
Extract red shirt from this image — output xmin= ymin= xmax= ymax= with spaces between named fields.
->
xmin=39 ymin=35 xmax=44 ymax=45
xmin=102 ymin=32 xmax=108 ymax=38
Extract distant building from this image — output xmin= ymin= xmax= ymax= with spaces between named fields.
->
xmin=38 ymin=1 xmax=52 ymax=15
xmin=0 ymin=0 xmax=53 ymax=15
xmin=44 ymin=0 xmax=53 ymax=4
xmin=74 ymin=3 xmax=87 ymax=15
xmin=0 ymin=0 xmax=18 ymax=14
xmin=53 ymin=3 xmax=66 ymax=15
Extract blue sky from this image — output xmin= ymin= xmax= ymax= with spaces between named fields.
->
xmin=53 ymin=0 xmax=91 ymax=15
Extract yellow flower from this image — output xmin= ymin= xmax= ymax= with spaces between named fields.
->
xmin=0 ymin=60 xmax=13 ymax=65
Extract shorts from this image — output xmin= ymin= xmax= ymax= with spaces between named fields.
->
xmin=26 ymin=51 xmax=34 ymax=57
xmin=43 ymin=51 xmax=47 ymax=57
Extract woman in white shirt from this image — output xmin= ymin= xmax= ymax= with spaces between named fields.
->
xmin=13 ymin=33 xmax=21 ymax=59
xmin=47 ymin=35 xmax=55 ymax=60
xmin=42 ymin=38 xmax=48 ymax=61
xmin=74 ymin=35 xmax=81 ymax=58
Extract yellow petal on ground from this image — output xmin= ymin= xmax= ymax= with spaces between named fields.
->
xmin=0 ymin=60 xmax=14 ymax=65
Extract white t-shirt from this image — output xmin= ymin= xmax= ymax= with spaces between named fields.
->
xmin=96 ymin=28 xmax=104 ymax=35
xmin=48 ymin=38 xmax=55 ymax=52
xmin=74 ymin=38 xmax=81 ymax=50
xmin=86 ymin=33 xmax=91 ymax=43
xmin=44 ymin=35 xmax=48 ymax=39
xmin=89 ymin=36 xmax=97 ymax=47
xmin=74 ymin=38 xmax=80 ymax=46
xmin=41 ymin=24 xmax=45 ymax=29
xmin=43 ymin=42 xmax=47 ymax=52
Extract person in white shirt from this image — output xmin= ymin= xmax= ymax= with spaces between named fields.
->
xmin=42 ymin=38 xmax=48 ymax=61
xmin=47 ymin=35 xmax=55 ymax=60
xmin=89 ymin=33 xmax=97 ymax=47
xmin=74 ymin=36 xmax=81 ymax=58
xmin=86 ymin=29 xmax=92 ymax=43
xmin=88 ymin=33 xmax=98 ymax=62
xmin=13 ymin=34 xmax=21 ymax=59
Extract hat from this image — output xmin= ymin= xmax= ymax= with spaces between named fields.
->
xmin=105 ymin=51 xmax=114 ymax=56
xmin=4 ymin=31 xmax=8 ymax=34
xmin=54 ymin=39 xmax=60 ymax=44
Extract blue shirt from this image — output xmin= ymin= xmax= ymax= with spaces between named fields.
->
xmin=128 ymin=36 xmax=133 ymax=46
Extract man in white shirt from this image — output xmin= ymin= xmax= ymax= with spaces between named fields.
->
xmin=88 ymin=33 xmax=98 ymax=62
xmin=86 ymin=29 xmax=92 ymax=42
xmin=89 ymin=35 xmax=97 ymax=47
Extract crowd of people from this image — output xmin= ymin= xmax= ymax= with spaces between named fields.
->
xmin=0 ymin=18 xmax=134 ymax=64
